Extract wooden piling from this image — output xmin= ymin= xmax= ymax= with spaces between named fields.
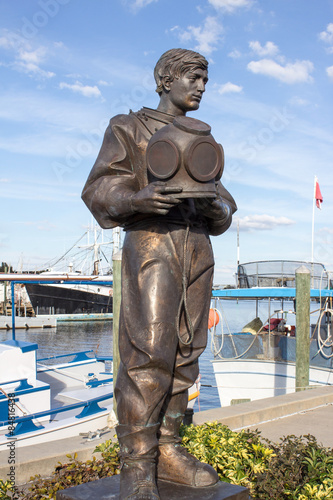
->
xmin=112 ymin=250 xmax=122 ymax=416
xmin=295 ymin=265 xmax=310 ymax=392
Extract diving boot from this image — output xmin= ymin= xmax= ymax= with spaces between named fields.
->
xmin=157 ymin=395 xmax=218 ymax=487
xmin=117 ymin=423 xmax=160 ymax=500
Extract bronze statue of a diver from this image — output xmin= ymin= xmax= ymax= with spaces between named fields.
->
xmin=82 ymin=48 xmax=237 ymax=500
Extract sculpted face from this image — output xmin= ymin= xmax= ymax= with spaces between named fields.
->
xmin=161 ymin=68 xmax=208 ymax=116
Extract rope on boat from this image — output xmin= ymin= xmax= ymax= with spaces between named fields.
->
xmin=314 ymin=297 xmax=333 ymax=359
xmin=210 ymin=295 xmax=333 ymax=361
xmin=0 ymin=386 xmax=27 ymax=415
xmin=210 ymin=303 xmax=280 ymax=361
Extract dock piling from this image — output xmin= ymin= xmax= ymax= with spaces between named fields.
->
xmin=295 ymin=265 xmax=311 ymax=392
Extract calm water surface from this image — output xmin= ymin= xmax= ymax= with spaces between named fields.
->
xmin=0 ymin=299 xmax=320 ymax=412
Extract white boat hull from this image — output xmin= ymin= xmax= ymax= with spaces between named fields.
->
xmin=213 ymin=358 xmax=333 ymax=407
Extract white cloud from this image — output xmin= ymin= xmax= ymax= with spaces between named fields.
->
xmin=178 ymin=16 xmax=223 ymax=55
xmin=218 ymin=82 xmax=243 ymax=94
xmin=247 ymin=58 xmax=314 ymax=84
xmin=0 ymin=178 xmax=10 ymax=183
xmin=0 ymin=29 xmax=55 ymax=79
xmin=288 ymin=96 xmax=309 ymax=107
xmin=235 ymin=215 xmax=295 ymax=231
xmin=128 ymin=0 xmax=158 ymax=10
xmin=0 ymin=35 xmax=12 ymax=49
xmin=59 ymin=81 xmax=102 ymax=98
xmin=249 ymin=40 xmax=279 ymax=57
xmin=53 ymin=41 xmax=66 ymax=49
xmin=228 ymin=49 xmax=242 ymax=59
xmin=15 ymin=60 xmax=55 ymax=78
xmin=319 ymin=23 xmax=333 ymax=53
xmin=208 ymin=0 xmax=252 ymax=13
xmin=319 ymin=23 xmax=333 ymax=44
xmin=98 ymin=80 xmax=111 ymax=86
xmin=19 ymin=48 xmax=45 ymax=65
xmin=327 ymin=66 xmax=333 ymax=81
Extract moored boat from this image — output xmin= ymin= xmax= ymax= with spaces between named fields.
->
xmin=0 ymin=340 xmax=115 ymax=450
xmin=25 ymin=272 xmax=113 ymax=315
xmin=210 ymin=260 xmax=333 ymax=407
xmin=0 ymin=332 xmax=200 ymax=449
xmin=24 ymin=226 xmax=116 ymax=316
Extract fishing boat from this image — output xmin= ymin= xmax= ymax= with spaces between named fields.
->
xmin=0 ymin=339 xmax=115 ymax=450
xmin=0 ymin=274 xmax=200 ymax=449
xmin=25 ymin=270 xmax=113 ymax=315
xmin=0 ymin=340 xmax=200 ymax=450
xmin=24 ymin=226 xmax=117 ymax=315
xmin=210 ymin=260 xmax=333 ymax=407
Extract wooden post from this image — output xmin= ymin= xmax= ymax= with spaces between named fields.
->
xmin=295 ymin=265 xmax=310 ymax=392
xmin=112 ymin=250 xmax=122 ymax=416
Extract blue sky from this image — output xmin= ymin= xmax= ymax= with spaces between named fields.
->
xmin=0 ymin=0 xmax=332 ymax=284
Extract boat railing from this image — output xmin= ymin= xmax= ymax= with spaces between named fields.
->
xmin=0 ymin=390 xmax=114 ymax=437
xmin=0 ymin=377 xmax=33 ymax=392
xmin=37 ymin=350 xmax=95 ymax=363
xmin=0 ymin=273 xmax=113 ymax=340
xmin=236 ymin=260 xmax=331 ymax=290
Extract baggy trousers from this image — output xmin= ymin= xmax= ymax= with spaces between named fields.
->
xmin=114 ymin=222 xmax=215 ymax=427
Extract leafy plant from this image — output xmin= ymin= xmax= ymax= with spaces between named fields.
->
xmin=3 ymin=424 xmax=332 ymax=499
xmin=180 ymin=422 xmax=275 ymax=493
xmin=253 ymin=434 xmax=333 ymax=500
xmin=0 ymin=479 xmax=15 ymax=500
xmin=15 ymin=443 xmax=120 ymax=500
xmin=180 ymin=423 xmax=333 ymax=499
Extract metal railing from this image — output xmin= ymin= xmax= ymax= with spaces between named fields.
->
xmin=1 ymin=390 xmax=113 ymax=436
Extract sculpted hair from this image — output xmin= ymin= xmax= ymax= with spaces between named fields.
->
xmin=154 ymin=48 xmax=209 ymax=95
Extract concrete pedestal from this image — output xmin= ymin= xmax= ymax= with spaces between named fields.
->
xmin=56 ymin=475 xmax=250 ymax=499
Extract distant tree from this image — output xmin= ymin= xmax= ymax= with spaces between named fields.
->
xmin=0 ymin=262 xmax=13 ymax=273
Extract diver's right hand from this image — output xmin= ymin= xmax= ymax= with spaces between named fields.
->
xmin=130 ymin=182 xmax=183 ymax=215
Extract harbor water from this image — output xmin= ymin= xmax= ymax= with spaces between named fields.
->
xmin=0 ymin=298 xmax=321 ymax=412
xmin=0 ymin=319 xmax=220 ymax=411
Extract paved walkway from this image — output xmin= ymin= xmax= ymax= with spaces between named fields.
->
xmin=249 ymin=402 xmax=333 ymax=448
xmin=193 ymin=385 xmax=333 ymax=449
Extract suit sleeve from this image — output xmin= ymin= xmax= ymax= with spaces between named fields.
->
xmin=81 ymin=115 xmax=140 ymax=229
xmin=195 ymin=181 xmax=237 ymax=236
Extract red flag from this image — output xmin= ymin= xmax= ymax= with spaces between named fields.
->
xmin=315 ymin=179 xmax=323 ymax=209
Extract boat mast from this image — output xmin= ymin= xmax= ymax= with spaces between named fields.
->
xmin=93 ymin=225 xmax=99 ymax=275
xmin=237 ymin=220 xmax=240 ymax=288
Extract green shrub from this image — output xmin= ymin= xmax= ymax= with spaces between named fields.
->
xmin=0 ymin=479 xmax=15 ymax=499
xmin=6 ymin=424 xmax=332 ymax=499
xmin=180 ymin=422 xmax=274 ymax=494
xmin=180 ymin=424 xmax=333 ymax=500
xmin=253 ymin=434 xmax=333 ymax=500
xmin=15 ymin=443 xmax=120 ymax=500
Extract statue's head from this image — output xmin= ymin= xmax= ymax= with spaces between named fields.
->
xmin=154 ymin=48 xmax=209 ymax=96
